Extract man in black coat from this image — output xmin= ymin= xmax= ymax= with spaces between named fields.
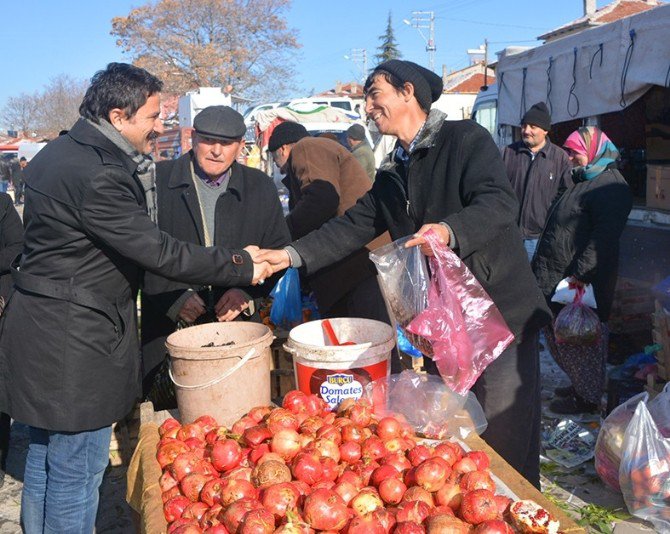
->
xmin=502 ymin=102 xmax=571 ymax=260
xmin=257 ymin=60 xmax=551 ymax=487
xmin=142 ymin=106 xmax=290 ymax=398
xmin=0 ymin=63 xmax=272 ymax=532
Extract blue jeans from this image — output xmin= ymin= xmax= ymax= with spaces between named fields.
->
xmin=523 ymin=238 xmax=539 ymax=262
xmin=21 ymin=425 xmax=112 ymax=534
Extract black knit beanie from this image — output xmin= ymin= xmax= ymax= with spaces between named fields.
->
xmin=521 ymin=102 xmax=551 ymax=131
xmin=268 ymin=121 xmax=310 ymax=152
xmin=372 ymin=59 xmax=443 ymax=111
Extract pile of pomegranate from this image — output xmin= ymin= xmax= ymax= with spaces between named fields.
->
xmin=156 ymin=390 xmax=555 ymax=533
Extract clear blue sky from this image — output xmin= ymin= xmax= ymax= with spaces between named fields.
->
xmin=0 ymin=0 xmax=640 ymax=110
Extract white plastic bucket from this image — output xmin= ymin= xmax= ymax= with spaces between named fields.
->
xmin=284 ymin=318 xmax=395 ymax=409
xmin=166 ymin=322 xmax=273 ymax=426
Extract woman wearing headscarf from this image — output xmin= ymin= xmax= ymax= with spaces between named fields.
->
xmin=533 ymin=126 xmax=632 ymax=414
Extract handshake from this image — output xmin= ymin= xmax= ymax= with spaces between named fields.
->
xmin=244 ymin=246 xmax=292 ymax=285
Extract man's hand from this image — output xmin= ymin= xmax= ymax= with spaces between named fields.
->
xmin=404 ymin=224 xmax=451 ymax=257
xmin=215 ymin=289 xmax=250 ymax=322
xmin=178 ymin=293 xmax=206 ymax=324
xmin=255 ymin=249 xmax=291 ymax=273
xmin=244 ymin=245 xmax=273 ymax=285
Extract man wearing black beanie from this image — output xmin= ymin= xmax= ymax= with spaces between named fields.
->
xmin=257 ymin=60 xmax=551 ymax=488
xmin=502 ymin=102 xmax=571 ymax=260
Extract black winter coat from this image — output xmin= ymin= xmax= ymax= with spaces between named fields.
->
xmin=293 ymin=110 xmax=551 ymax=342
xmin=502 ymin=140 xmax=572 ymax=239
xmin=532 ymin=167 xmax=632 ymax=321
xmin=0 ymin=194 xmax=23 ymax=300
xmin=0 ymin=119 xmax=258 ymax=432
xmin=141 ymin=153 xmax=291 ymax=378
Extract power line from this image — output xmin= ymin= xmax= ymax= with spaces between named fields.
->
xmin=435 ymin=17 xmax=549 ymax=31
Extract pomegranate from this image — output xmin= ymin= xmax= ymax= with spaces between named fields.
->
xmin=433 ymin=442 xmax=462 ymax=467
xmin=267 ymin=408 xmax=299 ymax=434
xmin=414 ymin=457 xmax=451 ymax=492
xmin=271 ymin=429 xmax=302 ymax=461
xmin=180 ymin=472 xmax=212 ymax=502
xmin=164 ymin=495 xmax=191 ymax=522
xmin=159 ymin=418 xmax=181 ymax=438
xmin=339 ymin=441 xmax=362 ymax=464
xmin=302 ymin=488 xmax=349 ymax=531
xmin=239 ymin=508 xmax=275 ymax=534
xmin=220 ymin=498 xmax=262 ymax=533
xmin=200 ymin=478 xmax=224 ymax=507
xmin=375 ymin=417 xmax=401 ymax=440
xmin=407 ymin=445 xmax=433 ymax=467
xmin=167 ymin=518 xmax=200 ymax=533
xmin=401 ymin=486 xmax=434 ymax=507
xmin=346 ymin=513 xmax=386 ymax=534
xmin=260 ymin=481 xmax=301 ymax=520
xmin=194 ymin=415 xmax=218 ymax=434
xmin=460 ymin=489 xmax=499 ymax=525
xmin=251 ymin=459 xmax=292 ymax=488
xmin=465 ymin=451 xmax=490 ymax=471
xmin=425 ymin=514 xmax=471 ymax=534
xmin=370 ymin=464 xmax=400 ymax=487
xmin=459 ymin=470 xmax=496 ymax=493
xmin=171 ymin=451 xmax=207 ymax=481
xmin=160 ymin=470 xmax=179 ymax=492
xmin=219 ymin=478 xmax=257 ymax=506
xmin=378 ymin=477 xmax=406 ymax=505
xmin=248 ymin=405 xmax=273 ymax=423
xmin=210 ymin=439 xmax=243 ymax=472
xmin=395 ymin=500 xmax=431 ymax=524
xmin=474 ymin=519 xmax=515 ymax=533
xmin=291 ymin=452 xmax=323 ymax=485
xmin=243 ymin=425 xmax=273 ymax=448
xmin=435 ymin=481 xmax=463 ymax=511
xmin=157 ymin=441 xmax=189 ymax=469
xmin=394 ymin=521 xmax=426 ymax=534
xmin=350 ymin=487 xmax=384 ymax=516
xmin=178 ymin=423 xmax=206 ymax=442
xmin=452 ymin=457 xmax=478 ymax=475
xmin=182 ymin=501 xmax=209 ymax=522
xmin=493 ymin=495 xmax=512 ymax=519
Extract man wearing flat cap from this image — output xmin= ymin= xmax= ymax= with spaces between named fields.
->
xmin=502 ymin=102 xmax=571 ymax=260
xmin=141 ymin=105 xmax=290 ymax=399
xmin=257 ymin=59 xmax=551 ymax=487
xmin=346 ymin=123 xmax=376 ymax=181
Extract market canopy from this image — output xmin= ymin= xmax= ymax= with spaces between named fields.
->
xmin=496 ymin=3 xmax=670 ymax=126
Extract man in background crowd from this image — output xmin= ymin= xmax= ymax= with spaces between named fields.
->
xmin=502 ymin=102 xmax=571 ymax=260
xmin=267 ymin=122 xmax=391 ymax=352
xmin=346 ymin=123 xmax=376 ymax=181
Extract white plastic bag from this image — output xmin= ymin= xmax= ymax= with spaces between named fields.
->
xmin=551 ymin=278 xmax=597 ymax=308
xmin=619 ymin=384 xmax=670 ymax=530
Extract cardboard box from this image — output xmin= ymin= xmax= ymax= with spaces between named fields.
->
xmin=647 ymin=164 xmax=670 ymax=210
xmin=646 ymin=123 xmax=670 ymax=161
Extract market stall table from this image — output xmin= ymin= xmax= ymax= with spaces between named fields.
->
xmin=126 ymin=401 xmax=585 ymax=534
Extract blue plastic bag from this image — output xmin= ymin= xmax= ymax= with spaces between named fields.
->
xmin=269 ymin=268 xmax=302 ymax=330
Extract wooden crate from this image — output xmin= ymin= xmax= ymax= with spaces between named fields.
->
xmin=109 ymin=404 xmax=140 ymax=466
xmin=270 ymin=330 xmax=296 ymax=404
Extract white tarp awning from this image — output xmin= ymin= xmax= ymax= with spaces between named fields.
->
xmin=497 ymin=4 xmax=670 ymax=126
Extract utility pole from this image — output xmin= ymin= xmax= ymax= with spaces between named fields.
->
xmin=344 ymin=48 xmax=368 ymax=82
xmin=404 ymin=11 xmax=436 ymax=72
xmin=483 ymin=39 xmax=489 ymax=89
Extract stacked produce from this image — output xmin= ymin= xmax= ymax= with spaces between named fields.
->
xmin=156 ymin=391 xmax=559 ymax=533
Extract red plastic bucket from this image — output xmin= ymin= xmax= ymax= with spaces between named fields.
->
xmin=284 ymin=318 xmax=395 ymax=410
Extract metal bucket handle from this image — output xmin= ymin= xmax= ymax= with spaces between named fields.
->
xmin=169 ymin=347 xmax=256 ymax=390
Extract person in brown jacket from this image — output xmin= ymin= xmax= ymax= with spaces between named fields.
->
xmin=268 ymin=122 xmax=392 ymax=347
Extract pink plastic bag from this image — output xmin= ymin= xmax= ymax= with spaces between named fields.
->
xmin=406 ymin=230 xmax=515 ymax=394
xmin=553 ymin=285 xmax=601 ymax=345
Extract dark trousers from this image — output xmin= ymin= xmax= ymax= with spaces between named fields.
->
xmin=0 ymin=411 xmax=9 ymax=471
xmin=14 ymin=181 xmax=23 ymax=204
xmin=426 ymin=331 xmax=541 ymax=488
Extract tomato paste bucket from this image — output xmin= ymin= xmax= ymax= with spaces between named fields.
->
xmin=166 ymin=322 xmax=273 ymax=426
xmin=284 ymin=318 xmax=395 ymax=409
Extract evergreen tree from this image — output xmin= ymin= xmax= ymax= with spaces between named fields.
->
xmin=375 ymin=12 xmax=402 ymax=64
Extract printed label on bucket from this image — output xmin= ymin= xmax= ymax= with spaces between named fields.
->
xmin=295 ymin=359 xmax=388 ymax=409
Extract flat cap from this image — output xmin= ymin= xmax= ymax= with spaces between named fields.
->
xmin=268 ymin=121 xmax=310 ymax=152
xmin=193 ymin=105 xmax=246 ymax=141
xmin=346 ymin=124 xmax=366 ymax=141
xmin=372 ymin=60 xmax=443 ymax=111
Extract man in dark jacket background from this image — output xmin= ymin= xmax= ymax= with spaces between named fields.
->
xmin=142 ymin=106 xmax=290 ymax=398
xmin=0 ymin=63 xmax=272 ymax=532
xmin=502 ymin=102 xmax=571 ymax=260
xmin=258 ymin=60 xmax=551 ymax=487
xmin=346 ymin=123 xmax=376 ymax=181
xmin=268 ymin=122 xmax=390 ymax=337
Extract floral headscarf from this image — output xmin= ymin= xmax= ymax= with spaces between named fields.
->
xmin=563 ymin=126 xmax=620 ymax=181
